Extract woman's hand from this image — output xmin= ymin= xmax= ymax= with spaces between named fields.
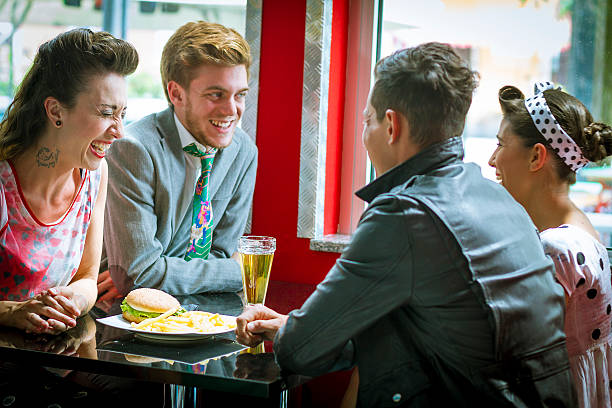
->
xmin=41 ymin=287 xmax=82 ymax=317
xmin=38 ymin=286 xmax=85 ymax=333
xmin=236 ymin=304 xmax=288 ymax=347
xmin=0 ymin=293 xmax=78 ymax=334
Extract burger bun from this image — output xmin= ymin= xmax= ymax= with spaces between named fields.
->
xmin=121 ymin=288 xmax=181 ymax=323
xmin=125 ymin=288 xmax=180 ymax=313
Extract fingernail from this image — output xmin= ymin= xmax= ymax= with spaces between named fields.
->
xmin=48 ymin=288 xmax=57 ymax=295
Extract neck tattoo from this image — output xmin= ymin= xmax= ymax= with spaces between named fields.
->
xmin=36 ymin=147 xmax=60 ymax=168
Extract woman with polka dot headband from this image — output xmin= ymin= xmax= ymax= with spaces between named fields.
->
xmin=489 ymin=82 xmax=612 ymax=408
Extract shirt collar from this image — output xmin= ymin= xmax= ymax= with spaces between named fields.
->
xmin=174 ymin=113 xmax=214 ymax=153
xmin=356 ymin=136 xmax=465 ymax=203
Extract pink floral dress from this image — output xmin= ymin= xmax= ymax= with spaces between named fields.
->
xmin=0 ymin=160 xmax=100 ymax=301
xmin=541 ymin=224 xmax=612 ymax=408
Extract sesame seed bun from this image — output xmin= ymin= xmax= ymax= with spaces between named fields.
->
xmin=124 ymin=288 xmax=180 ymax=313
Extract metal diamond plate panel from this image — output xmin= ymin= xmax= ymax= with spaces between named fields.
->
xmin=297 ymin=0 xmax=333 ymax=239
xmin=243 ymin=0 xmax=262 ymax=144
xmin=243 ymin=0 xmax=262 ymax=233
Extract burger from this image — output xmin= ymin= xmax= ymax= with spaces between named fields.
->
xmin=120 ymin=288 xmax=185 ymax=323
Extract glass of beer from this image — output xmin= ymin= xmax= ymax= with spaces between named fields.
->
xmin=238 ymin=236 xmax=276 ymax=305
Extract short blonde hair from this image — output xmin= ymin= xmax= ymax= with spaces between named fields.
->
xmin=160 ymin=21 xmax=251 ymax=105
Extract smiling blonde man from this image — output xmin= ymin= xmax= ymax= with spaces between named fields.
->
xmin=98 ymin=21 xmax=257 ymax=297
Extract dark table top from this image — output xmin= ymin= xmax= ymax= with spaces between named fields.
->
xmin=0 ymin=291 xmax=299 ymax=399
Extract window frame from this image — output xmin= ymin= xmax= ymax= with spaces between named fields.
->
xmin=297 ymin=0 xmax=378 ymax=252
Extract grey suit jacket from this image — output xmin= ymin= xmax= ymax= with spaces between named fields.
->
xmin=102 ymin=108 xmax=257 ymax=295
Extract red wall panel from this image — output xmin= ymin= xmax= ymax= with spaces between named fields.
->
xmin=251 ymin=0 xmax=340 ymax=284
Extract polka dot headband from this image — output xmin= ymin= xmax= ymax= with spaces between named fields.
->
xmin=524 ymin=81 xmax=588 ymax=171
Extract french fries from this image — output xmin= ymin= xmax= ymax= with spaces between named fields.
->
xmin=133 ymin=306 xmax=180 ymax=329
xmin=130 ymin=311 xmax=237 ymax=333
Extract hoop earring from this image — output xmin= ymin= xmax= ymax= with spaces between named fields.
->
xmin=55 ymin=120 xmax=62 ymax=127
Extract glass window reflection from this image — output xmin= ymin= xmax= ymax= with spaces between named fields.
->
xmin=0 ymin=0 xmax=248 ymax=124
xmin=379 ymin=0 xmax=612 ymax=242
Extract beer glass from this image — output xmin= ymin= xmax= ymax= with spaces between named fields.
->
xmin=238 ymin=236 xmax=276 ymax=305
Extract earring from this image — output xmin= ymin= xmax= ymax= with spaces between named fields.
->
xmin=55 ymin=120 xmax=62 ymax=127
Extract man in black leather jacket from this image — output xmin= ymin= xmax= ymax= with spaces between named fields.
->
xmin=236 ymin=42 xmax=576 ymax=407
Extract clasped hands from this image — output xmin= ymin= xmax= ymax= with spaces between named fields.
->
xmin=7 ymin=286 xmax=83 ymax=334
xmin=235 ymin=304 xmax=288 ymax=347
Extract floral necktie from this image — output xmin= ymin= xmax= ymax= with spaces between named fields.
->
xmin=183 ymin=143 xmax=217 ymax=260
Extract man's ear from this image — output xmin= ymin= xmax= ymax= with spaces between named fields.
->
xmin=167 ymin=81 xmax=185 ymax=107
xmin=385 ymin=109 xmax=401 ymax=144
xmin=529 ymin=143 xmax=548 ymax=172
xmin=43 ymin=97 xmax=63 ymax=126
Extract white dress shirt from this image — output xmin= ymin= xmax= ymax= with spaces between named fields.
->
xmin=174 ymin=113 xmax=215 ymax=221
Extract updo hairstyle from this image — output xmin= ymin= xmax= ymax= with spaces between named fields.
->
xmin=498 ymin=85 xmax=612 ymax=184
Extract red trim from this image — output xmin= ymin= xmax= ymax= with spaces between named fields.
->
xmin=251 ymin=0 xmax=339 ymax=284
xmin=323 ymin=0 xmax=350 ymax=235
xmin=338 ymin=0 xmax=375 ymax=234
xmin=8 ymin=160 xmax=88 ymax=227
xmin=0 ymin=222 xmax=7 ymax=236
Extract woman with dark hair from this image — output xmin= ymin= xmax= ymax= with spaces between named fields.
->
xmin=489 ymin=81 xmax=612 ymax=407
xmin=0 ymin=28 xmax=138 ymax=334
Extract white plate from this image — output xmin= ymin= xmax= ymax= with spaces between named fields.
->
xmin=96 ymin=313 xmax=237 ymax=341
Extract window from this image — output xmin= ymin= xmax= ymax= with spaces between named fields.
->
xmin=0 ymin=0 xmax=261 ymax=234
xmin=123 ymin=0 xmax=248 ymax=123
xmin=0 ymin=0 xmax=260 ymax=136
xmin=0 ymin=0 xmax=104 ymax=116
xmin=298 ymin=0 xmax=377 ymax=249
xmin=381 ymin=0 xmax=578 ymax=180
xmin=303 ymin=0 xmax=612 ymax=251
xmin=378 ymin=0 xmax=612 ymax=243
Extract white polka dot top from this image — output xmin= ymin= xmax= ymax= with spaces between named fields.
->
xmin=541 ymin=224 xmax=612 ymax=408
xmin=541 ymin=224 xmax=612 ymax=355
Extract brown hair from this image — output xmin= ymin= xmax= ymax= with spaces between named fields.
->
xmin=160 ymin=20 xmax=251 ymax=105
xmin=498 ymin=85 xmax=612 ymax=183
xmin=370 ymin=42 xmax=479 ymax=147
xmin=0 ymin=28 xmax=138 ymax=160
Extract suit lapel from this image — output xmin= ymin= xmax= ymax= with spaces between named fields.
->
xmin=155 ymin=107 xmax=184 ymax=163
xmin=154 ymin=108 xmax=191 ymax=231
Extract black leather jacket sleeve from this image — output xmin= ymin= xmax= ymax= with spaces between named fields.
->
xmin=274 ymin=194 xmax=414 ymax=376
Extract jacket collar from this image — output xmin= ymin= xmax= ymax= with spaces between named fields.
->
xmin=356 ymin=136 xmax=465 ymax=203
